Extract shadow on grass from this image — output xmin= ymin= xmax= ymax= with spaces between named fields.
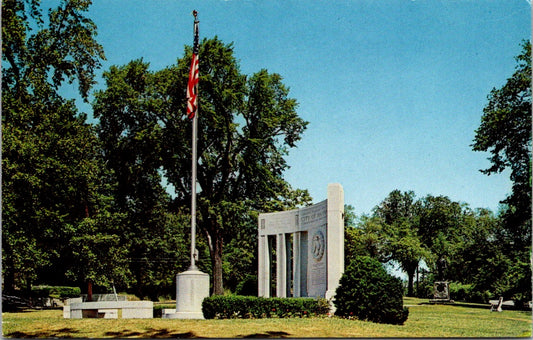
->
xmin=105 ymin=328 xmax=200 ymax=338
xmin=6 ymin=327 xmax=80 ymax=338
xmin=420 ymin=301 xmax=491 ymax=310
xmin=239 ymin=331 xmax=291 ymax=338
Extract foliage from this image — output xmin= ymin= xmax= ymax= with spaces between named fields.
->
xmin=448 ymin=282 xmax=473 ymax=302
xmin=334 ymin=256 xmax=409 ymax=325
xmin=93 ymin=38 xmax=309 ymax=295
xmin=92 ymin=59 xmax=199 ymax=297
xmin=2 ymin=0 xmax=105 ymax=101
xmin=472 ymin=40 xmax=531 ymax=250
xmin=375 ymin=191 xmax=429 ymax=296
xmin=471 ymin=40 xmax=532 ymax=304
xmin=234 ymin=275 xmax=258 ymax=296
xmin=345 ymin=215 xmax=387 ymax=262
xmin=202 ymin=295 xmax=329 ymax=319
xmin=1 ymin=0 xmax=114 ymax=292
xmin=31 ymin=285 xmax=81 ymax=299
xmin=222 ymin=213 xmax=258 ymax=294
xmin=352 ymin=189 xmax=524 ymax=304
xmin=355 ymin=190 xmax=429 ymax=297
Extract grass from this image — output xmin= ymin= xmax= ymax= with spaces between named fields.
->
xmin=2 ymin=298 xmax=531 ymax=338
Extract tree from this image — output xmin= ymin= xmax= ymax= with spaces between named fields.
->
xmin=472 ymin=40 xmax=531 ymax=304
xmin=92 ymin=59 xmax=194 ymax=297
xmin=472 ymin=40 xmax=531 ymax=249
xmin=446 ymin=207 xmax=501 ymax=284
xmin=345 ymin=214 xmax=387 ymax=263
xmin=373 ymin=190 xmax=428 ymax=297
xmin=94 ymin=37 xmax=309 ymax=295
xmin=2 ymin=0 xmax=109 ymax=291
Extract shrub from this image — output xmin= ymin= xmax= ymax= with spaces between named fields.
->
xmin=235 ymin=275 xmax=258 ymax=296
xmin=31 ymin=286 xmax=81 ymax=299
xmin=449 ymin=282 xmax=472 ymax=301
xmin=334 ymin=256 xmax=409 ymax=325
xmin=447 ymin=283 xmax=493 ymax=303
xmin=469 ymin=288 xmax=491 ymax=304
xmin=202 ymin=295 xmax=329 ymax=319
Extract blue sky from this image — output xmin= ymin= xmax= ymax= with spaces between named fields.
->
xmin=72 ymin=0 xmax=530 ymax=215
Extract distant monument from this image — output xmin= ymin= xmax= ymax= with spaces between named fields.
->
xmin=257 ymin=183 xmax=344 ymax=302
xmin=430 ymin=256 xmax=453 ymax=303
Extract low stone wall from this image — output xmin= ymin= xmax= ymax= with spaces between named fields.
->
xmin=64 ymin=300 xmax=153 ymax=319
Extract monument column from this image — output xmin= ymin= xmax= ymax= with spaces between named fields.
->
xmin=326 ymin=183 xmax=344 ymax=303
xmin=276 ymin=233 xmax=287 ymax=297
xmin=292 ymin=232 xmax=301 ymax=297
xmin=258 ymin=235 xmax=270 ymax=297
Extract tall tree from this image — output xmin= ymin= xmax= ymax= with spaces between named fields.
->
xmin=472 ymin=40 xmax=531 ymax=249
xmin=472 ymin=40 xmax=531 ymax=304
xmin=2 ymin=0 xmax=108 ymax=291
xmin=93 ymin=59 xmax=192 ymax=297
xmin=373 ymin=190 xmax=428 ymax=296
xmin=94 ymin=37 xmax=309 ymax=295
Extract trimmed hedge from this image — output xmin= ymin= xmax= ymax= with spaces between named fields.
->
xmin=31 ymin=285 xmax=81 ymax=299
xmin=334 ymin=256 xmax=409 ymax=325
xmin=202 ymin=295 xmax=329 ymax=319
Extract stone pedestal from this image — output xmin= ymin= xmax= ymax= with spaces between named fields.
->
xmin=165 ymin=269 xmax=209 ymax=319
xmin=429 ymin=281 xmax=454 ymax=304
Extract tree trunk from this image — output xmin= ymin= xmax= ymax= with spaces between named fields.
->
xmin=206 ymin=219 xmax=224 ymax=295
xmin=406 ymin=261 xmax=418 ymax=297
xmin=87 ymin=280 xmax=93 ymax=302
xmin=3 ymin=256 xmax=15 ymax=293
xmin=407 ymin=271 xmax=415 ymax=297
xmin=212 ymin=235 xmax=224 ymax=295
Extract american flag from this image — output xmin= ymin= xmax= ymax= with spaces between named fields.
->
xmin=187 ymin=15 xmax=199 ymax=119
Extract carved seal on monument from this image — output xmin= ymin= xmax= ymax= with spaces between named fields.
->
xmin=311 ymin=230 xmax=325 ymax=261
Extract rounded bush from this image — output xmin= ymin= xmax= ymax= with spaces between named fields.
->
xmin=334 ymin=256 xmax=409 ymax=325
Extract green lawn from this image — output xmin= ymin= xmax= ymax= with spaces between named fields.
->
xmin=2 ymin=298 xmax=531 ymax=338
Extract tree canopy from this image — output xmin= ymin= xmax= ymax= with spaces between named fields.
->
xmin=2 ymin=0 xmax=110 ymax=292
xmin=2 ymin=1 xmax=529 ymax=306
xmin=472 ymin=40 xmax=531 ymax=304
xmin=93 ymin=37 xmax=310 ymax=295
xmin=472 ymin=40 xmax=531 ymax=248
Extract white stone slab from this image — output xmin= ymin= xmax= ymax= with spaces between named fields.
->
xmin=67 ymin=301 xmax=153 ymax=319
xmin=98 ymin=309 xmax=118 ymax=319
xmin=161 ymin=309 xmax=177 ymax=319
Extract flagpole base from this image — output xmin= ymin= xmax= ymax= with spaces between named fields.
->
xmin=168 ymin=269 xmax=209 ymax=319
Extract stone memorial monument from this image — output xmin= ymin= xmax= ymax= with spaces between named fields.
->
xmin=430 ymin=256 xmax=453 ymax=303
xmin=258 ymin=183 xmax=344 ymax=302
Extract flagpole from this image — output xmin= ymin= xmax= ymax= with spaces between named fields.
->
xmin=190 ymin=10 xmax=199 ymax=271
xmin=190 ymin=113 xmax=198 ymax=270
xmin=171 ymin=10 xmax=208 ymax=320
